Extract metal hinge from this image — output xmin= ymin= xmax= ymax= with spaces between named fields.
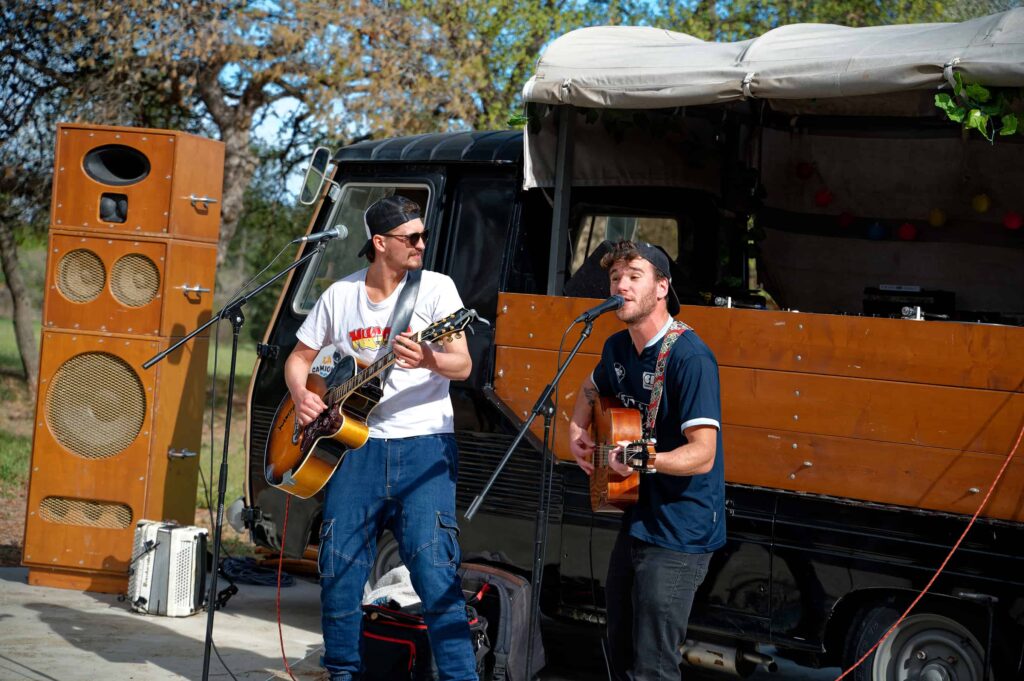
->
xmin=256 ymin=343 xmax=280 ymax=360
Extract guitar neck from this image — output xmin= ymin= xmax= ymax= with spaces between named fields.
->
xmin=323 ymin=330 xmax=425 ymax=406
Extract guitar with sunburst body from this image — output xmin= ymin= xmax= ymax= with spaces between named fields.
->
xmin=264 ymin=308 xmax=478 ymax=499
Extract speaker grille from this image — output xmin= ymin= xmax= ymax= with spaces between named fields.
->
xmin=111 ymin=254 xmax=160 ymax=307
xmin=57 ymin=249 xmax=106 ymax=302
xmin=39 ymin=497 xmax=133 ymax=529
xmin=45 ymin=352 xmax=147 ymax=459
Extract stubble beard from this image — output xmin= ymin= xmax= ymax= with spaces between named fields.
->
xmin=618 ymin=288 xmax=658 ymax=325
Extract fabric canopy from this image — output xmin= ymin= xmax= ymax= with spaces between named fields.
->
xmin=522 ymin=9 xmax=1024 ymax=109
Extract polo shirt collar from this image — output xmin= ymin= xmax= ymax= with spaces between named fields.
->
xmin=645 ymin=317 xmax=675 ymax=350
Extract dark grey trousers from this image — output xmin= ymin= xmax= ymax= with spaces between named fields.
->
xmin=605 ymin=531 xmax=713 ymax=681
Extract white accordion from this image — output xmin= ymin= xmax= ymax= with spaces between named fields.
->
xmin=127 ymin=520 xmax=208 ymax=617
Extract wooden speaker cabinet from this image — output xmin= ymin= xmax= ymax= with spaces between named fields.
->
xmin=51 ymin=123 xmax=223 ymax=241
xmin=23 ymin=123 xmax=224 ymax=593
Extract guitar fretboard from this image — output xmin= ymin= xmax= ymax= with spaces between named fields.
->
xmin=324 ymin=352 xmax=396 ymax=405
xmin=322 ymin=327 xmax=430 ymax=406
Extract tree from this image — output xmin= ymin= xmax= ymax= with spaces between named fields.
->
xmin=0 ymin=3 xmax=96 ymax=401
xmin=336 ymin=0 xmax=604 ymax=136
xmin=14 ymin=1 xmax=369 ymax=266
xmin=620 ymin=0 xmax=948 ymax=41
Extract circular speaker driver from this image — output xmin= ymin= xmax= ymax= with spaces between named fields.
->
xmin=46 ymin=352 xmax=146 ymax=459
xmin=57 ymin=249 xmax=106 ymax=303
xmin=111 ymin=254 xmax=160 ymax=307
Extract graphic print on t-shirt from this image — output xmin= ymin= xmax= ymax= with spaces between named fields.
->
xmin=614 ymin=392 xmax=650 ymax=421
xmin=349 ymin=326 xmax=392 ymax=352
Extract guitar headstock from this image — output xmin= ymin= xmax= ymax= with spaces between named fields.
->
xmin=418 ymin=308 xmax=480 ymax=345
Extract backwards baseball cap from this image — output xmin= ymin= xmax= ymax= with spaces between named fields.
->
xmin=357 ymin=195 xmax=422 ymax=258
xmin=604 ymin=240 xmax=681 ymax=316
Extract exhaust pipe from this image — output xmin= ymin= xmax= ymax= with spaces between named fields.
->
xmin=680 ymin=639 xmax=778 ymax=677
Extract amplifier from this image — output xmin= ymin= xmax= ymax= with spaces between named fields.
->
xmin=127 ymin=520 xmax=207 ymax=616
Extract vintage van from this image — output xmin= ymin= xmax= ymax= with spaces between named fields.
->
xmin=244 ymin=11 xmax=1024 ymax=680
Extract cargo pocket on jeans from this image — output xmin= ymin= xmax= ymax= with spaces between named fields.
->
xmin=433 ymin=512 xmax=461 ymax=567
xmin=318 ymin=519 xmax=335 ymax=578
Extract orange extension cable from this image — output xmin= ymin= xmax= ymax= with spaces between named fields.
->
xmin=276 ymin=494 xmax=301 ymax=681
xmin=834 ymin=419 xmax=1024 ymax=680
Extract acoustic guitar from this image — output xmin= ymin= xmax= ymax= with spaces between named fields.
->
xmin=589 ymin=398 xmax=652 ymax=513
xmin=263 ymin=308 xmax=478 ymax=499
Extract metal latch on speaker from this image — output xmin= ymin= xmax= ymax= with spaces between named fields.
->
xmin=168 ymin=448 xmax=198 ymax=459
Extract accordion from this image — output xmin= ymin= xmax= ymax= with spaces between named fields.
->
xmin=127 ymin=520 xmax=208 ymax=617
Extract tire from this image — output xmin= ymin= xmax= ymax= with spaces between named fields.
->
xmin=368 ymin=530 xmax=404 ymax=586
xmin=844 ymin=603 xmax=989 ymax=681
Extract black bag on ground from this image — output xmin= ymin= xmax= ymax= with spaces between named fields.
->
xmin=361 ymin=602 xmax=489 ymax=680
xmin=459 ymin=562 xmax=545 ymax=681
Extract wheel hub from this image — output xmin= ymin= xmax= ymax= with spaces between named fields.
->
xmin=872 ymin=613 xmax=985 ymax=681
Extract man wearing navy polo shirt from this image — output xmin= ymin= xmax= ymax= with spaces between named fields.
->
xmin=568 ymin=240 xmax=725 ymax=680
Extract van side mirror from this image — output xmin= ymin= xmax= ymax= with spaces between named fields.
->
xmin=299 ymin=147 xmax=333 ymax=205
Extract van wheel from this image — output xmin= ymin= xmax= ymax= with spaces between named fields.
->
xmin=844 ymin=605 xmax=988 ymax=681
xmin=369 ymin=530 xmax=403 ymax=585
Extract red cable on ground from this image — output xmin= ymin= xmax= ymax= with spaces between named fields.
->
xmin=276 ymin=494 xmax=301 ymax=681
xmin=834 ymin=420 xmax=1024 ymax=681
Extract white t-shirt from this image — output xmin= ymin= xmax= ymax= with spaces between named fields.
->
xmin=295 ymin=269 xmax=464 ymax=439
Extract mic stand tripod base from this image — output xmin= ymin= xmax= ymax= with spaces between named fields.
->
xmin=140 ymin=239 xmax=329 ymax=681
xmin=464 ymin=319 xmax=595 ymax=678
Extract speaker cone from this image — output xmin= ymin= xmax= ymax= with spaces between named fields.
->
xmin=45 ymin=352 xmax=146 ymax=459
xmin=111 ymin=254 xmax=160 ymax=308
xmin=57 ymin=249 xmax=106 ymax=303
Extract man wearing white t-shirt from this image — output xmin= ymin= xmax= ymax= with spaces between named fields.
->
xmin=285 ymin=196 xmax=477 ymax=681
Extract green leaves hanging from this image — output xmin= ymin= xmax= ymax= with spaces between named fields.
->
xmin=935 ymin=72 xmax=1024 ymax=143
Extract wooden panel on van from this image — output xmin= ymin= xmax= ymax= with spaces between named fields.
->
xmin=493 ymin=292 xmax=1024 ymax=522
xmin=495 ymin=293 xmax=1024 ymax=392
xmin=724 ymin=425 xmax=1024 ymax=523
xmin=721 ymin=367 xmax=1023 ymax=455
xmin=492 ymin=345 xmax=599 ymax=463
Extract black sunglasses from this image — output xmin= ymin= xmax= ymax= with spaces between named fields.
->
xmin=381 ymin=229 xmax=429 ymax=247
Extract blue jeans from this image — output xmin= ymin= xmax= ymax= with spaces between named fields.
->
xmin=605 ymin=531 xmax=713 ymax=681
xmin=318 ymin=433 xmax=477 ymax=681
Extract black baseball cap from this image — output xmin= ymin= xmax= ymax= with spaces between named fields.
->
xmin=606 ymin=240 xmax=681 ymax=316
xmin=357 ymin=196 xmax=422 ymax=257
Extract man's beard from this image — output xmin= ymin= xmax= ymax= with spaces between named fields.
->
xmin=619 ymin=288 xmax=657 ymax=325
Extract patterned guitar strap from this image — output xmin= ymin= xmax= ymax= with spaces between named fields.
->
xmin=643 ymin=320 xmax=691 ymax=440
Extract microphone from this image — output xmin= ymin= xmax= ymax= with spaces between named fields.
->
xmin=292 ymin=225 xmax=345 ymax=244
xmin=573 ymin=295 xmax=624 ymax=324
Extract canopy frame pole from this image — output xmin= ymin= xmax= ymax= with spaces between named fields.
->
xmin=547 ymin=106 xmax=575 ymax=295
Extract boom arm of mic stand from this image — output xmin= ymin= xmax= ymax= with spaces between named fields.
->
xmin=142 ymin=240 xmax=328 ymax=370
xmin=464 ymin=319 xmax=594 ymax=521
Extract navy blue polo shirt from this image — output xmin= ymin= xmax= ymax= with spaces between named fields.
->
xmin=592 ymin=319 xmax=726 ymax=553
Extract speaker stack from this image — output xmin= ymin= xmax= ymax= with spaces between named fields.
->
xmin=22 ymin=123 xmax=224 ymax=593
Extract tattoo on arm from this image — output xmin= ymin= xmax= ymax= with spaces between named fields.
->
xmin=583 ymin=385 xmax=599 ymax=407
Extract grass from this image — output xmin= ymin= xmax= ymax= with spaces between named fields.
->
xmin=0 ymin=314 xmax=30 ymax=375
xmin=0 ymin=430 xmax=31 ymax=498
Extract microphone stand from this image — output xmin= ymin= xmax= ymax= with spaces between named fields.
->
xmin=143 ymin=238 xmax=331 ymax=681
xmin=465 ymin=317 xmax=597 ymax=678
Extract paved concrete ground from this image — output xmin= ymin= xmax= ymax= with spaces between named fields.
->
xmin=0 ymin=566 xmax=839 ymax=681
xmin=0 ymin=566 xmax=324 ymax=680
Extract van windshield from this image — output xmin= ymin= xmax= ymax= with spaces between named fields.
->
xmin=293 ymin=183 xmax=430 ymax=314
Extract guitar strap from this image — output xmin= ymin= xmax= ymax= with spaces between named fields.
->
xmin=643 ymin=320 xmax=690 ymax=440
xmin=377 ymin=268 xmax=422 ymax=382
